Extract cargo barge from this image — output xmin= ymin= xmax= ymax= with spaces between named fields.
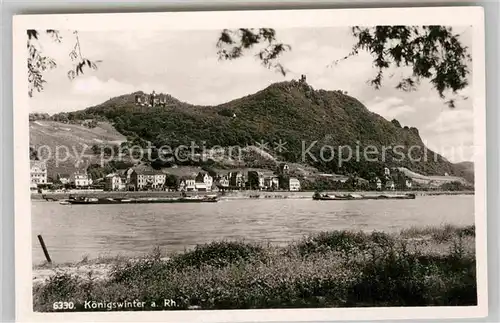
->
xmin=312 ymin=192 xmax=416 ymax=201
xmin=62 ymin=194 xmax=219 ymax=205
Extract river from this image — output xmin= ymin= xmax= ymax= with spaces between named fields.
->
xmin=31 ymin=194 xmax=475 ymax=264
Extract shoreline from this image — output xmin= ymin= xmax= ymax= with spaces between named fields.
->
xmin=31 ymin=190 xmax=474 ymax=201
xmin=32 ymin=224 xmax=476 ymax=311
xmin=33 ymin=224 xmax=475 ymax=280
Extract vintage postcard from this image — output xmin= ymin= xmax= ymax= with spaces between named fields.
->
xmin=13 ymin=6 xmax=487 ymax=322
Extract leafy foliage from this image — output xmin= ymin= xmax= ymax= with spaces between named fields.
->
xmin=27 ymin=30 xmax=100 ymax=97
xmin=452 ymin=161 xmax=474 ymax=184
xmin=29 ymin=26 xmax=470 ymax=108
xmin=66 ymin=31 xmax=101 ymax=80
xmin=58 ymin=80 xmax=458 ymax=176
xmin=217 ymin=28 xmax=291 ymax=75
xmin=29 ymin=146 xmax=39 ymax=160
xmin=168 ymin=241 xmax=265 ymax=269
xmin=439 ymin=181 xmax=473 ymax=191
xmin=86 ymin=163 xmax=115 ymax=180
xmin=220 ymin=26 xmax=471 ymax=107
xmin=33 ymin=225 xmax=477 ymax=311
xmin=29 ymin=113 xmax=51 ymax=121
xmin=296 ymin=231 xmax=384 ymax=257
xmin=348 ymin=26 xmax=471 ymax=107
xmin=27 ymin=30 xmax=58 ymax=97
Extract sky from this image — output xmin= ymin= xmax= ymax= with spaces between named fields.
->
xmin=28 ymin=27 xmax=474 ymax=162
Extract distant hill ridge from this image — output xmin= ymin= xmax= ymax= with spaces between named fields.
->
xmin=46 ymin=79 xmax=472 ymax=181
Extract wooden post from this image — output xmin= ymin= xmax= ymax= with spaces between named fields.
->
xmin=37 ymin=234 xmax=52 ymax=264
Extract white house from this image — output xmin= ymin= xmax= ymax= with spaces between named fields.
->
xmin=186 ymin=179 xmax=196 ymax=191
xmin=405 ymin=178 xmax=413 ymax=189
xmin=195 ymin=182 xmax=207 ymax=191
xmin=318 ymin=173 xmax=349 ymax=183
xmin=57 ymin=174 xmax=70 ymax=185
xmin=217 ymin=175 xmax=230 ymax=188
xmin=289 ymin=178 xmax=301 ymax=191
xmin=70 ymin=172 xmax=91 ymax=188
xmin=130 ymin=170 xmax=166 ymax=190
xmin=178 ymin=180 xmax=186 ymax=191
xmin=105 ymin=173 xmax=125 ymax=191
xmin=30 ymin=161 xmax=47 ymax=187
xmin=272 ymin=177 xmax=279 ymax=189
xmin=196 ymin=172 xmax=213 ymax=191
xmin=153 ymin=173 xmax=166 ymax=188
xmin=264 ymin=176 xmax=280 ymax=190
xmin=258 ymin=175 xmax=265 ymax=189
xmin=230 ymin=172 xmax=245 ymax=188
xmin=179 ymin=178 xmax=196 ymax=191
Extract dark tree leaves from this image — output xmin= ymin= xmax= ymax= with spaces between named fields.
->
xmin=29 ymin=146 xmax=39 ymax=160
xmin=27 ymin=30 xmax=38 ymax=40
xmin=27 ymin=29 xmax=100 ymax=97
xmin=218 ymin=26 xmax=471 ymax=108
xmin=46 ymin=29 xmax=62 ymax=42
xmin=27 ymin=30 xmax=58 ymax=97
xmin=217 ymin=28 xmax=291 ymax=76
xmin=66 ymin=31 xmax=100 ymax=80
xmin=349 ymin=26 xmax=471 ymax=107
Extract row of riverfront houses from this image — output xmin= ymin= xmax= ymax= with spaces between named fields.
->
xmin=30 ymin=160 xmax=302 ymax=192
xmin=30 ymin=160 xmax=468 ymax=192
xmin=104 ymin=167 xmax=301 ymax=192
xmin=30 ymin=161 xmax=95 ymax=190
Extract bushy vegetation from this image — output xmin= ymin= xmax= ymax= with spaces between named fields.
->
xmin=300 ymin=176 xmax=365 ymax=192
xmin=439 ymin=181 xmax=474 ymax=192
xmin=168 ymin=241 xmax=266 ymax=269
xmin=33 ymin=225 xmax=476 ymax=312
xmin=400 ymin=224 xmax=475 ymax=243
xmin=53 ymin=81 xmax=459 ymax=177
xmin=86 ymin=163 xmax=116 ymax=181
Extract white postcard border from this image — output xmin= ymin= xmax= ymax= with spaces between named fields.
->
xmin=13 ymin=6 xmax=488 ymax=322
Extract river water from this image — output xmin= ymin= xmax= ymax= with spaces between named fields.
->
xmin=31 ymin=195 xmax=475 ymax=264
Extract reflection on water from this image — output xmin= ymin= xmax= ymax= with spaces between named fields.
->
xmin=31 ymin=195 xmax=474 ymax=264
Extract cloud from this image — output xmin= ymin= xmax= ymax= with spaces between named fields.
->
xmin=419 ymin=96 xmax=442 ymax=104
xmin=419 ymin=86 xmax=472 ymax=107
xmin=421 ymin=108 xmax=474 ymax=162
xmin=366 ymin=96 xmax=416 ymax=120
xmin=425 ymin=109 xmax=473 ymax=133
xmin=71 ymin=76 xmax=135 ymax=96
xmin=423 ymin=131 xmax=475 ymax=163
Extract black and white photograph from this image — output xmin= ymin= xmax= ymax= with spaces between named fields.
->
xmin=14 ymin=7 xmax=487 ymax=322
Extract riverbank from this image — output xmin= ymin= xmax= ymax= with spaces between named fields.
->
xmin=31 ymin=189 xmax=474 ymax=201
xmin=33 ymin=224 xmax=476 ymax=311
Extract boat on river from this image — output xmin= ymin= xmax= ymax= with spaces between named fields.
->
xmin=63 ymin=194 xmax=219 ymax=205
xmin=42 ymin=194 xmax=59 ymax=202
xmin=312 ymin=192 xmax=416 ymax=201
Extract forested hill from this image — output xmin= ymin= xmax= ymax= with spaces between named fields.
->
xmin=51 ymin=79 xmax=462 ymax=177
xmin=452 ymin=161 xmax=475 ymax=184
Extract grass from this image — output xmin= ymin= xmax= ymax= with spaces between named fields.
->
xmin=400 ymin=224 xmax=475 ymax=243
xmin=33 ymin=254 xmax=133 ymax=270
xmin=33 ymin=224 xmax=477 ymax=312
